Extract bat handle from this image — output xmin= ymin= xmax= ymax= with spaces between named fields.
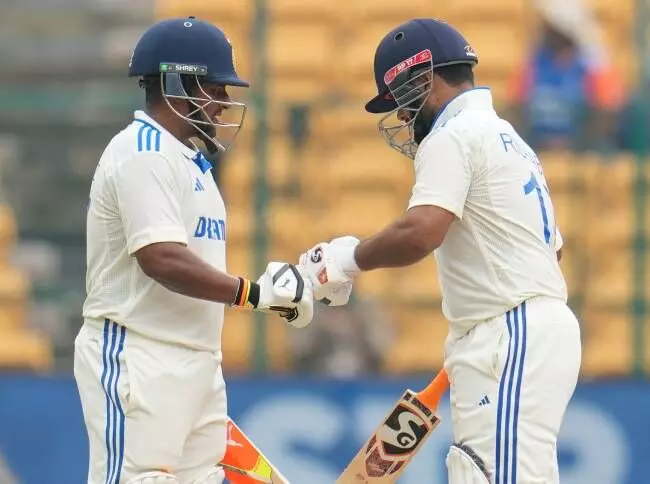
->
xmin=416 ymin=369 xmax=450 ymax=409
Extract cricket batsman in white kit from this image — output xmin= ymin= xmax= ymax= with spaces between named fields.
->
xmin=74 ymin=17 xmax=314 ymax=484
xmin=300 ymin=19 xmax=582 ymax=483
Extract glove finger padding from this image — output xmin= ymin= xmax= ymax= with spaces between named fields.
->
xmin=257 ymin=262 xmax=314 ymax=328
xmin=300 ymin=243 xmax=354 ymax=306
xmin=258 ymin=262 xmax=305 ymax=305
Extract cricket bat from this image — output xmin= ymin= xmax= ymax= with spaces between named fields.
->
xmin=220 ymin=418 xmax=291 ymax=484
xmin=336 ymin=369 xmax=450 ymax=483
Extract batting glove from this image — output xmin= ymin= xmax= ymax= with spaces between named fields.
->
xmin=257 ymin=262 xmax=314 ymax=328
xmin=299 ymin=236 xmax=361 ymax=306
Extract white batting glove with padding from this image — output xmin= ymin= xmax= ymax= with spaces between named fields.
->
xmin=299 ymin=236 xmax=361 ymax=306
xmin=255 ymin=262 xmax=314 ymax=328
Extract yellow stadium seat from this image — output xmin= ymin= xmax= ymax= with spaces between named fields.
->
xmin=355 ymin=270 xmax=395 ymax=300
xmin=0 ymin=312 xmax=22 ymax=331
xmin=594 ymin=154 xmax=638 ymax=192
xmin=227 ymin=245 xmax=253 ymax=276
xmin=267 ymin=21 xmax=334 ymax=79
xmin=0 ymin=205 xmax=16 ymax=243
xmin=335 ymin=19 xmax=402 ymax=82
xmin=266 ymin=199 xmax=329 ymax=251
xmin=552 ymin=192 xmax=582 ymax=244
xmin=220 ymin=148 xmax=254 ymax=203
xmin=342 ymin=0 xmax=434 ymax=22
xmin=589 ymin=207 xmax=635 ymax=249
xmin=155 ymin=0 xmax=253 ymax=21
xmin=0 ymin=206 xmax=17 ymax=263
xmin=581 ymin=311 xmax=633 ymax=377
xmin=299 ymin=138 xmax=414 ymax=202
xmin=0 ymin=267 xmax=29 ymax=300
xmin=540 ymin=151 xmax=578 ymax=192
xmin=267 ymin=136 xmax=297 ymax=191
xmin=266 ymin=136 xmax=322 ymax=192
xmin=267 ymin=315 xmax=291 ymax=372
xmin=590 ymin=0 xmax=634 ymax=22
xmin=0 ymin=330 xmax=52 ymax=371
xmin=226 ymin=204 xmax=254 ymax=244
xmin=223 ymin=309 xmax=289 ymax=373
xmin=311 ymin=101 xmax=380 ymax=138
xmin=584 ymin=251 xmax=633 ymax=308
xmin=222 ymin=308 xmax=253 ymax=373
xmin=324 ymin=141 xmax=414 ymax=192
xmin=267 ymin=77 xmax=330 ymax=103
xmin=0 ymin=268 xmax=30 ymax=328
xmin=580 ymin=159 xmax=636 ymax=230
xmin=266 ymin=241 xmax=300 ymax=264
xmin=443 ymin=0 xmax=526 ymax=21
xmin=461 ymin=22 xmax=525 ymax=74
xmin=325 ymin=191 xmax=404 ymax=239
xmin=268 ymin=0 xmax=336 ymax=20
xmin=383 ymin=306 xmax=448 ymax=374
xmin=337 ymin=76 xmax=381 ymax=100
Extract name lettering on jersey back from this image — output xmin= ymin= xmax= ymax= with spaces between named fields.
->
xmin=499 ymin=132 xmax=543 ymax=175
xmin=194 ymin=216 xmax=226 ymax=241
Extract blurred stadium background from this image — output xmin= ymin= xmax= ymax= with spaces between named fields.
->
xmin=0 ymin=0 xmax=649 ymax=482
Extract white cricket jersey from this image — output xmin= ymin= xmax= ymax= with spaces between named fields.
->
xmin=83 ymin=110 xmax=227 ymax=352
xmin=408 ymin=88 xmax=567 ymax=339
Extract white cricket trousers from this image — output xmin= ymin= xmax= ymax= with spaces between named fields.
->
xmin=74 ymin=319 xmax=228 ymax=484
xmin=444 ymin=297 xmax=581 ymax=484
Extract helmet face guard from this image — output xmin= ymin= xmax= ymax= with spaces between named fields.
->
xmin=158 ymin=63 xmax=247 ymax=153
xmin=378 ymin=50 xmax=434 ymax=160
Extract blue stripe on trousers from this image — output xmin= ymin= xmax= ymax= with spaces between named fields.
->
xmin=495 ymin=310 xmax=513 ymax=484
xmin=113 ymin=325 xmax=126 ymax=483
xmin=102 ymin=320 xmax=126 ymax=484
xmin=102 ymin=320 xmax=115 ymax=484
xmin=495 ymin=303 xmax=528 ymax=484
xmin=512 ymin=301 xmax=528 ymax=484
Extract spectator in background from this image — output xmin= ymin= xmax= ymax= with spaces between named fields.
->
xmin=506 ymin=0 xmax=625 ymax=152
xmin=289 ymin=297 xmax=393 ymax=378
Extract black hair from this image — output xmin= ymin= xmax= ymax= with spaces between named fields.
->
xmin=140 ymin=75 xmax=163 ymax=107
xmin=433 ymin=63 xmax=475 ymax=87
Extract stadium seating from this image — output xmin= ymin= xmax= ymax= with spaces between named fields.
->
xmin=382 ymin=306 xmax=448 ymax=374
xmin=0 ymin=331 xmax=52 ymax=371
xmin=0 ymin=205 xmax=52 ymax=370
xmin=581 ymin=311 xmax=634 ymax=377
xmin=221 ymin=308 xmax=254 ymax=373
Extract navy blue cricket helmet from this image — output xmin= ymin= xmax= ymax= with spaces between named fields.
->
xmin=366 ymin=19 xmax=478 ymax=158
xmin=129 ymin=17 xmax=249 ymax=152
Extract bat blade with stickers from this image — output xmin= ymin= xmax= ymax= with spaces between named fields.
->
xmin=336 ymin=369 xmax=450 ymax=483
xmin=220 ymin=418 xmax=290 ymax=483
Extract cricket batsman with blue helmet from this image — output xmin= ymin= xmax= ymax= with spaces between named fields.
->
xmin=300 ymin=18 xmax=580 ymax=484
xmin=74 ymin=17 xmax=314 ymax=484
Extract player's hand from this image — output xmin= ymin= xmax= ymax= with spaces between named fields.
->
xmin=256 ymin=262 xmax=314 ymax=328
xmin=299 ymin=236 xmax=360 ymax=306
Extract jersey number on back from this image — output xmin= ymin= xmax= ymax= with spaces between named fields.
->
xmin=523 ymin=172 xmax=553 ymax=245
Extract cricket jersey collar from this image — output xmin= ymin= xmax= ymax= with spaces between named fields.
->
xmin=432 ymin=87 xmax=494 ymax=130
xmin=133 ymin=110 xmax=199 ymax=159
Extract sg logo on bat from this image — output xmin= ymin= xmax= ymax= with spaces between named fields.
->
xmin=362 ymin=391 xmax=441 ymax=478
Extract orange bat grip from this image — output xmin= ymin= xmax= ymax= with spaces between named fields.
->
xmin=415 ymin=369 xmax=450 ymax=409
